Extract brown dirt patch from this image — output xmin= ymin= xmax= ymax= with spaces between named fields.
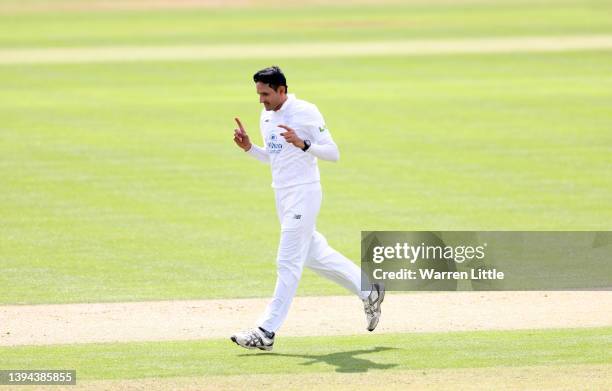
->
xmin=2 ymin=36 xmax=612 ymax=65
xmin=1 ymin=291 xmax=610 ymax=346
xmin=13 ymin=364 xmax=612 ymax=390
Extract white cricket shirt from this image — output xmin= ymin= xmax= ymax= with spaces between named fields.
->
xmin=247 ymin=94 xmax=338 ymax=189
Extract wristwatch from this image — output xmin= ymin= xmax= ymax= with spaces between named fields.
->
xmin=301 ymin=139 xmax=311 ymax=152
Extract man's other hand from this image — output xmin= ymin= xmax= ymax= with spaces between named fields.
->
xmin=278 ymin=125 xmax=305 ymax=150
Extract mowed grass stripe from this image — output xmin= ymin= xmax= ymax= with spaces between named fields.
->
xmin=2 ymin=1 xmax=612 ymax=48
xmin=0 ymin=327 xmax=610 ymax=380
xmin=2 ymin=35 xmax=612 ymax=64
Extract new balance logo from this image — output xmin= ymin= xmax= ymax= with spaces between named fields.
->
xmin=293 ymin=214 xmax=302 ymax=219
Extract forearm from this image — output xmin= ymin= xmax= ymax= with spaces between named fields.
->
xmin=307 ymin=142 xmax=339 ymax=162
xmin=246 ymin=144 xmax=270 ymax=163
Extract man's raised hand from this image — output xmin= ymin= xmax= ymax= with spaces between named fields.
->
xmin=278 ymin=125 xmax=305 ymax=150
xmin=233 ymin=117 xmax=252 ymax=151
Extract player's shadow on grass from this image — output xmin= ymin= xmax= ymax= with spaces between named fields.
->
xmin=241 ymin=346 xmax=398 ymax=373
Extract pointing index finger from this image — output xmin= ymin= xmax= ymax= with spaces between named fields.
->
xmin=278 ymin=124 xmax=292 ymax=132
xmin=234 ymin=117 xmax=245 ymax=132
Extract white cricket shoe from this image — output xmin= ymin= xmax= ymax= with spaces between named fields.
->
xmin=363 ymin=283 xmax=385 ymax=331
xmin=230 ymin=327 xmax=275 ymax=351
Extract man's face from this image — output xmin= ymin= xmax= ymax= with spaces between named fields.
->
xmin=256 ymin=81 xmax=285 ymax=111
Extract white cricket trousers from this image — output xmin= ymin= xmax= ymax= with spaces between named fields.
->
xmin=257 ymin=182 xmax=370 ymax=333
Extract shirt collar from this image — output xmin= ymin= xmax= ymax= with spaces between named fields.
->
xmin=277 ymin=93 xmax=295 ymax=113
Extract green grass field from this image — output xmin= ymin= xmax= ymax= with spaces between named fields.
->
xmin=1 ymin=0 xmax=611 ymax=389
xmin=2 ymin=51 xmax=611 ymax=304
xmin=1 ymin=327 xmax=610 ymax=378
xmin=2 ymin=1 xmax=612 ymax=47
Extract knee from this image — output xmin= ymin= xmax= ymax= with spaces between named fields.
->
xmin=277 ymin=261 xmax=303 ymax=281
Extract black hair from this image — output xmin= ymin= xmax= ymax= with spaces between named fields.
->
xmin=253 ymin=66 xmax=288 ymax=93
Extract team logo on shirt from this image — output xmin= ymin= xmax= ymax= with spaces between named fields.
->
xmin=267 ymin=133 xmax=283 ymax=154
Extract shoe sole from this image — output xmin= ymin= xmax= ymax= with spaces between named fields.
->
xmin=367 ymin=285 xmax=386 ymax=332
xmin=230 ymin=336 xmax=273 ymax=351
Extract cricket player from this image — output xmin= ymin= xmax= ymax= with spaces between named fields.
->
xmin=230 ymin=66 xmax=384 ymax=351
